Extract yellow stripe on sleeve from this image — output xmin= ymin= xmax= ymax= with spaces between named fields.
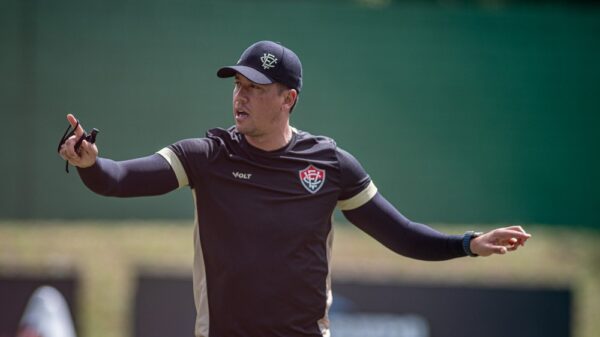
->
xmin=157 ymin=147 xmax=189 ymax=188
xmin=336 ymin=181 xmax=378 ymax=211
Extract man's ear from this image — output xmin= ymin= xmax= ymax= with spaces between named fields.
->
xmin=283 ymin=89 xmax=298 ymax=111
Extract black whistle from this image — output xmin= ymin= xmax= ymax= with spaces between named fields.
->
xmin=74 ymin=128 xmax=100 ymax=153
xmin=58 ymin=119 xmax=100 ymax=173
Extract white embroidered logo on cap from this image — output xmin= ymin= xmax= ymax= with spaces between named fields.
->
xmin=260 ymin=53 xmax=278 ymax=70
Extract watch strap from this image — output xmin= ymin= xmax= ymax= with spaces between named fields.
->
xmin=463 ymin=231 xmax=482 ymax=257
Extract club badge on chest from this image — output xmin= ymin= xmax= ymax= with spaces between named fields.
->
xmin=299 ymin=165 xmax=326 ymax=194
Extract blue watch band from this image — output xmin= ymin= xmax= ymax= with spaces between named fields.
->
xmin=463 ymin=231 xmax=482 ymax=257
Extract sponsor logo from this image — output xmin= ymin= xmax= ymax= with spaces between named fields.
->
xmin=299 ymin=165 xmax=326 ymax=194
xmin=260 ymin=53 xmax=278 ymax=70
xmin=232 ymin=171 xmax=252 ymax=180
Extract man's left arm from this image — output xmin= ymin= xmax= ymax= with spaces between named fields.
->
xmin=342 ymin=193 xmax=531 ymax=260
xmin=336 ymin=147 xmax=531 ymax=260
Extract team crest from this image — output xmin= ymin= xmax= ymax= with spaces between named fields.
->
xmin=299 ymin=164 xmax=326 ymax=194
xmin=261 ymin=53 xmax=278 ymax=70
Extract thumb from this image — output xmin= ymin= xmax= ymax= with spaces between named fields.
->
xmin=66 ymin=114 xmax=86 ymax=137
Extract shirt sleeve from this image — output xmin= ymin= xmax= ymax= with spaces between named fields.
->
xmin=335 ymin=147 xmax=378 ymax=210
xmin=343 ymin=193 xmax=467 ymax=261
xmin=156 ymin=138 xmax=216 ymax=189
xmin=77 ymin=154 xmax=179 ymax=197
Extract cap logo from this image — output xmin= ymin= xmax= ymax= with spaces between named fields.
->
xmin=260 ymin=53 xmax=278 ymax=70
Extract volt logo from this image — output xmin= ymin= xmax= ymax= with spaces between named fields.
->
xmin=232 ymin=171 xmax=252 ymax=180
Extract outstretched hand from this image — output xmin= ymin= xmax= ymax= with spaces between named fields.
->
xmin=58 ymin=114 xmax=98 ymax=169
xmin=471 ymin=226 xmax=531 ymax=257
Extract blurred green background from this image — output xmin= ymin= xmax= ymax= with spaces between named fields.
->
xmin=1 ymin=0 xmax=599 ymax=227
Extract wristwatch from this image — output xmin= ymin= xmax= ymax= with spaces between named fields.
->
xmin=463 ymin=231 xmax=483 ymax=257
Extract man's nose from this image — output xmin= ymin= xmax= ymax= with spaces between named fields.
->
xmin=234 ymin=89 xmax=248 ymax=104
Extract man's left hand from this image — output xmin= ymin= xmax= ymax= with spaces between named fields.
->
xmin=471 ymin=226 xmax=531 ymax=257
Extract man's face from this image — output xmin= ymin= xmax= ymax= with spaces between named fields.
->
xmin=232 ymin=73 xmax=290 ymax=138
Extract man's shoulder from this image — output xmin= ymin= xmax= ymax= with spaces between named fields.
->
xmin=165 ymin=134 xmax=221 ymax=160
xmin=206 ymin=126 xmax=241 ymax=143
xmin=168 ymin=127 xmax=237 ymax=151
xmin=292 ymin=127 xmax=337 ymax=149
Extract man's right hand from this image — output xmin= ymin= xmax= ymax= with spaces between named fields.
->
xmin=58 ymin=114 xmax=98 ymax=168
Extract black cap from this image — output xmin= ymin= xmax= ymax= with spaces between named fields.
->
xmin=217 ymin=41 xmax=303 ymax=92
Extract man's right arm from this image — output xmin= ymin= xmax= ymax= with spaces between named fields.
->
xmin=77 ymin=155 xmax=179 ymax=197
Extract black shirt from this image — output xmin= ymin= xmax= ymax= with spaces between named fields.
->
xmin=158 ymin=127 xmax=377 ymax=337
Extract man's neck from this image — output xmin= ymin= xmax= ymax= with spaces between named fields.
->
xmin=244 ymin=125 xmax=293 ymax=152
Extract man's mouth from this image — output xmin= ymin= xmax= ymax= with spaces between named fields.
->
xmin=235 ymin=110 xmax=250 ymax=120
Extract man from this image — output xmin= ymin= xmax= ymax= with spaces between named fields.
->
xmin=59 ymin=40 xmax=531 ymax=337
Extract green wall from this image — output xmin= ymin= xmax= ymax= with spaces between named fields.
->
xmin=1 ymin=0 xmax=599 ymax=227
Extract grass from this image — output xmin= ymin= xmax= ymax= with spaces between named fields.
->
xmin=1 ymin=220 xmax=599 ymax=337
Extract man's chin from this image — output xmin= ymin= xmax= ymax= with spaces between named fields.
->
xmin=234 ymin=124 xmax=249 ymax=135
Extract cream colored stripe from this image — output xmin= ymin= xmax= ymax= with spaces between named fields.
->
xmin=336 ymin=181 xmax=378 ymax=211
xmin=157 ymin=147 xmax=189 ymax=187
xmin=192 ymin=189 xmax=210 ymax=337
xmin=317 ymin=221 xmax=334 ymax=337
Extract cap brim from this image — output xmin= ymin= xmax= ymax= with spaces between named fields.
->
xmin=216 ymin=66 xmax=273 ymax=85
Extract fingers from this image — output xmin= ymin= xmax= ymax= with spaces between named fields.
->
xmin=504 ymin=226 xmax=530 ymax=243
xmin=497 ymin=227 xmax=530 ymax=237
xmin=503 ymin=225 xmax=529 ymax=235
xmin=506 ymin=238 xmax=520 ymax=251
xmin=472 ymin=226 xmax=531 ymax=256
xmin=59 ymin=135 xmax=77 ymax=159
xmin=62 ymin=114 xmax=88 ymax=158
xmin=66 ymin=113 xmax=86 ymax=137
xmin=492 ymin=245 xmax=507 ymax=255
xmin=59 ymin=137 xmax=80 ymax=163
xmin=492 ymin=228 xmax=532 ymax=245
xmin=78 ymin=139 xmax=98 ymax=159
xmin=59 ymin=115 xmax=98 ymax=169
xmin=59 ymin=138 xmax=98 ymax=168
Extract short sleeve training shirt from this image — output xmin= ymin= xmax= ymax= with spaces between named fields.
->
xmin=157 ymin=126 xmax=377 ymax=337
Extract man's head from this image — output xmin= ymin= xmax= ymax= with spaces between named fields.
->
xmin=217 ymin=41 xmax=302 ymax=146
xmin=217 ymin=40 xmax=303 ymax=93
